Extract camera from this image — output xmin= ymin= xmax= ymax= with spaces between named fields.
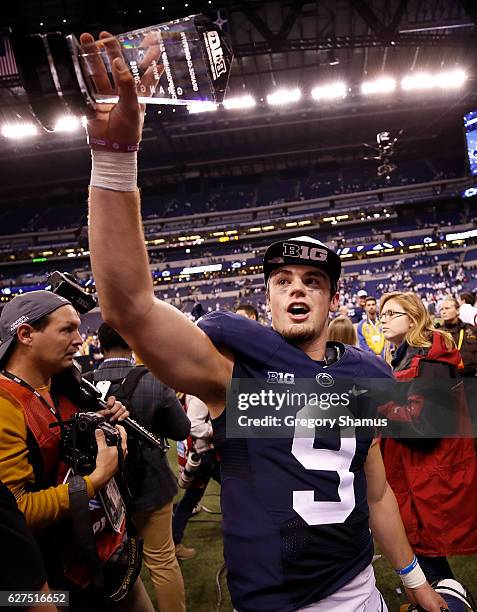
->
xmin=47 ymin=271 xmax=97 ymax=314
xmin=178 ymin=452 xmax=202 ymax=489
xmin=376 ymin=131 xmax=391 ymax=148
xmin=59 ymin=412 xmax=120 ymax=475
xmin=52 ymin=365 xmax=170 ymax=457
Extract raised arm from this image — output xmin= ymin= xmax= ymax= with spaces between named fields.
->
xmin=84 ymin=32 xmax=232 ymax=411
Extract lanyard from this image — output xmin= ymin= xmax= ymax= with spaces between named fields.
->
xmin=457 ymin=329 xmax=464 ymax=351
xmin=1 ymin=369 xmax=62 ymax=422
xmin=364 ymin=317 xmax=381 ymax=331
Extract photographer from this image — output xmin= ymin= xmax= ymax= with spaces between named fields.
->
xmin=173 ymin=394 xmax=220 ymax=560
xmin=86 ymin=323 xmax=190 ymax=612
xmin=0 ymin=291 xmax=153 ymax=611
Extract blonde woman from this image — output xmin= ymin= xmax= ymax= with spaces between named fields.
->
xmin=327 ymin=315 xmax=358 ymax=346
xmin=378 ymin=291 xmax=477 ymax=583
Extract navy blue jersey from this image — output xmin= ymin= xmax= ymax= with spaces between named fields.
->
xmin=349 ymin=305 xmax=365 ymax=324
xmin=198 ymin=312 xmax=393 ymax=612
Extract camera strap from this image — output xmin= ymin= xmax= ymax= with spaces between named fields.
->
xmin=98 ymin=439 xmax=143 ymax=602
xmin=1 ymin=370 xmax=62 ymax=422
xmin=68 ymin=474 xmax=107 ymax=609
xmin=67 ymin=434 xmax=141 ymax=603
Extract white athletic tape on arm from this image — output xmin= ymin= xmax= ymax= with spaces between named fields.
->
xmin=90 ymin=150 xmax=137 ymax=192
xmin=399 ymin=564 xmax=427 ymax=589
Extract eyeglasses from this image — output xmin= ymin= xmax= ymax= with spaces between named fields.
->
xmin=380 ymin=310 xmax=408 ymax=321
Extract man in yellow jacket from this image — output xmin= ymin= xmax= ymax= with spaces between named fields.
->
xmin=357 ymin=296 xmax=385 ymax=357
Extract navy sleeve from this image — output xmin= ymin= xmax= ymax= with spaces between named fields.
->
xmin=197 ymin=311 xmax=225 ymax=345
xmin=198 ymin=311 xmax=281 ymax=364
xmin=348 ymin=349 xmax=394 ymax=428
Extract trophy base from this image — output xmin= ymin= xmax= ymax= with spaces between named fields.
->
xmin=11 ymin=31 xmax=92 ymax=132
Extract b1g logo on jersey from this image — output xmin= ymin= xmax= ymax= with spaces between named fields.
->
xmin=283 ymin=243 xmax=328 ymax=262
xmin=267 ymin=371 xmax=295 ymax=384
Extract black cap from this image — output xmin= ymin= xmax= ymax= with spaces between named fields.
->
xmin=0 ymin=290 xmax=72 ymax=365
xmin=263 ymin=235 xmax=341 ymax=292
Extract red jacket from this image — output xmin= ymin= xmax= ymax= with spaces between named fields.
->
xmin=0 ymin=379 xmax=124 ymax=587
xmin=380 ymin=332 xmax=477 ymax=556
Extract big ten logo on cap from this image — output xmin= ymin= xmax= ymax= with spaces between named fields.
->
xmin=283 ymin=242 xmax=328 ymax=262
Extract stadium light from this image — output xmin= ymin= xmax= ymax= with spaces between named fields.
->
xmin=223 ymin=95 xmax=256 ymax=110
xmin=446 ymin=228 xmax=477 ymax=241
xmin=187 ymin=101 xmax=218 ymax=114
xmin=181 ymin=263 xmax=222 ymax=274
xmin=311 ymin=82 xmax=347 ymax=101
xmin=361 ymin=77 xmax=396 ymax=95
xmin=401 ymin=69 xmax=467 ymax=91
xmin=54 ymin=115 xmax=82 ymax=132
xmin=401 ymin=72 xmax=435 ymax=90
xmin=266 ymin=88 xmax=301 ymax=106
xmin=434 ymin=69 xmax=467 ymax=88
xmin=1 ymin=122 xmax=38 ymax=138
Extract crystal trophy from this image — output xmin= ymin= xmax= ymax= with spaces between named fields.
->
xmin=8 ymin=15 xmax=233 ymax=130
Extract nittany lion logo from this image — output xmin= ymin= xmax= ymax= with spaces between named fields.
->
xmin=315 ymin=372 xmax=334 ymax=387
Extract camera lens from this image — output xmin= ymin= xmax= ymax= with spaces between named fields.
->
xmin=78 ymin=420 xmax=89 ymax=432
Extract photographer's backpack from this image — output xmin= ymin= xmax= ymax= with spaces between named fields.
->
xmin=84 ymin=365 xmax=148 ymax=410
xmin=84 ymin=366 xmax=150 ymax=496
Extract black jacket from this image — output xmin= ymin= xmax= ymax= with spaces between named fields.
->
xmin=443 ymin=320 xmax=477 ymax=377
xmin=87 ymin=359 xmax=190 ymax=512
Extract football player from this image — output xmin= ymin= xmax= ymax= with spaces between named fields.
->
xmin=85 ymin=32 xmax=447 ymax=612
